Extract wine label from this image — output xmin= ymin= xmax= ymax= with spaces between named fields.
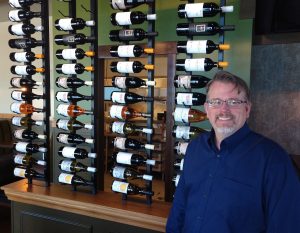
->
xmin=56 ymin=92 xmax=69 ymax=103
xmin=85 ymin=20 xmax=95 ymax=26
xmin=174 ymin=175 xmax=181 ymax=187
xmin=116 ymin=152 xmax=132 ymax=165
xmin=10 ymin=102 xmax=22 ymax=114
xmin=9 ymin=0 xmax=22 ymax=8
xmin=61 ymin=49 xmax=77 ymax=60
xmin=186 ymin=40 xmax=207 ymax=54
xmin=85 ymin=138 xmax=94 ymax=144
xmin=115 ymin=12 xmax=132 ymax=26
xmin=14 ymin=154 xmax=25 ymax=165
xmin=184 ymin=59 xmax=205 ymax=72
xmin=60 ymin=160 xmax=72 ymax=172
xmin=37 ymin=160 xmax=46 ymax=166
xmin=13 ymin=52 xmax=28 ymax=62
xmin=56 ymin=77 xmax=68 ymax=88
xmin=112 ymin=166 xmax=126 ymax=179
xmin=87 ymin=167 xmax=96 ymax=173
xmin=112 ymin=180 xmax=128 ymax=194
xmin=14 ymin=65 xmax=29 ymax=75
xmin=117 ymin=45 xmax=135 ymax=57
xmin=116 ymin=61 xmax=134 ymax=73
xmin=61 ymin=147 xmax=77 ymax=158
xmin=143 ymin=175 xmax=153 ymax=181
xmin=14 ymin=167 xmax=26 ymax=178
xmin=111 ymin=92 xmax=126 ymax=104
xmin=142 ymin=128 xmax=153 ymax=134
xmin=175 ymin=126 xmax=191 ymax=140
xmin=61 ymin=64 xmax=77 ymax=74
xmin=176 ymin=93 xmax=193 ymax=106
xmin=195 ymin=24 xmax=207 ymax=33
xmin=15 ymin=142 xmax=29 ymax=153
xmin=111 ymin=122 xmax=125 ymax=134
xmin=145 ymin=144 xmax=155 ymax=150
xmin=10 ymin=24 xmax=25 ymax=36
xmin=9 ymin=10 xmax=21 ymax=22
xmin=84 ymin=124 xmax=93 ymax=130
xmin=146 ymin=159 xmax=156 ymax=166
xmin=114 ymin=76 xmax=127 ymax=89
xmin=12 ymin=116 xmax=22 ymax=126
xmin=11 ymin=78 xmax=21 ymax=87
xmin=111 ymin=0 xmax=126 ymax=10
xmin=174 ymin=107 xmax=190 ymax=123
xmin=57 ymin=18 xmax=74 ymax=31
xmin=57 ymin=133 xmax=69 ymax=144
xmin=14 ymin=129 xmax=24 ymax=139
xmin=57 ymin=119 xmax=69 ymax=130
xmin=114 ymin=137 xmax=126 ymax=149
xmin=88 ymin=153 xmax=97 ymax=159
xmin=185 ymin=3 xmax=204 ymax=18
xmin=11 ymin=91 xmax=23 ymax=101
xmin=176 ymin=75 xmax=191 ymax=88
xmin=56 ymin=104 xmax=69 ymax=117
xmin=176 ymin=142 xmax=188 ymax=155
xmin=58 ymin=173 xmax=73 ymax=184
xmin=109 ymin=105 xmax=124 ymax=119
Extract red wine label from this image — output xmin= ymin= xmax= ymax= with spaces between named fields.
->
xmin=13 ymin=52 xmax=28 ymax=62
xmin=56 ymin=77 xmax=68 ymax=88
xmin=61 ymin=49 xmax=77 ymax=60
xmin=111 ymin=121 xmax=125 ymax=134
xmin=114 ymin=137 xmax=126 ymax=149
xmin=15 ymin=142 xmax=29 ymax=153
xmin=116 ymin=61 xmax=134 ymax=73
xmin=114 ymin=76 xmax=127 ymax=88
xmin=60 ymin=160 xmax=72 ymax=172
xmin=8 ymin=10 xmax=21 ymax=22
xmin=117 ymin=45 xmax=135 ymax=57
xmin=57 ymin=119 xmax=69 ymax=130
xmin=14 ymin=167 xmax=26 ymax=178
xmin=58 ymin=173 xmax=73 ymax=184
xmin=10 ymin=24 xmax=25 ymax=36
xmin=14 ymin=129 xmax=24 ymax=139
xmin=175 ymin=126 xmax=191 ymax=140
xmin=184 ymin=59 xmax=205 ymax=72
xmin=112 ymin=166 xmax=126 ymax=179
xmin=11 ymin=91 xmax=23 ymax=101
xmin=109 ymin=105 xmax=124 ymax=119
xmin=111 ymin=0 xmax=126 ymax=10
xmin=186 ymin=40 xmax=207 ymax=54
xmin=185 ymin=3 xmax=204 ymax=18
xmin=116 ymin=152 xmax=132 ymax=165
xmin=57 ymin=18 xmax=73 ymax=31
xmin=56 ymin=104 xmax=69 ymax=117
xmin=111 ymin=92 xmax=126 ymax=104
xmin=61 ymin=146 xmax=76 ymax=158
xmin=174 ymin=107 xmax=190 ymax=123
xmin=115 ymin=12 xmax=132 ymax=26
xmin=176 ymin=75 xmax=191 ymax=88
xmin=112 ymin=180 xmax=128 ymax=194
xmin=176 ymin=93 xmax=193 ymax=106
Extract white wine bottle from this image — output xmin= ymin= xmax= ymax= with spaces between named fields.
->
xmin=58 ymin=173 xmax=93 ymax=186
xmin=112 ymin=180 xmax=153 ymax=196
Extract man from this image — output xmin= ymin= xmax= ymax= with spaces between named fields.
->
xmin=166 ymin=71 xmax=300 ymax=233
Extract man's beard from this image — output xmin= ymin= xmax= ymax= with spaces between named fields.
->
xmin=215 ymin=127 xmax=236 ymax=139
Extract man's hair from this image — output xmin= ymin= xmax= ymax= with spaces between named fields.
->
xmin=206 ymin=71 xmax=250 ymax=101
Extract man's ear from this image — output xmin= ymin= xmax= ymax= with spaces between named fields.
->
xmin=204 ymin=102 xmax=209 ymax=114
xmin=246 ymin=102 xmax=252 ymax=118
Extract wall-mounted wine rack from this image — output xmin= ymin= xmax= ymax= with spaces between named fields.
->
xmin=54 ymin=0 xmax=101 ymax=194
xmin=8 ymin=0 xmax=51 ymax=186
xmin=165 ymin=0 xmax=235 ymax=201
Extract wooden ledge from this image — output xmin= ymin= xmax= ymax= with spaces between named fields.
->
xmin=2 ymin=179 xmax=171 ymax=232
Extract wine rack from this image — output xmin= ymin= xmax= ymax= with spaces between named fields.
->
xmin=165 ymin=0 xmax=235 ymax=201
xmin=108 ymin=0 xmax=157 ymax=204
xmin=8 ymin=0 xmax=51 ymax=186
xmin=54 ymin=0 xmax=101 ymax=194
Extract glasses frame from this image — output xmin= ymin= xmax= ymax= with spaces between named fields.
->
xmin=205 ymin=98 xmax=248 ymax=109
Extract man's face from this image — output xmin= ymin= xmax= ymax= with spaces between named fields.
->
xmin=204 ymin=81 xmax=251 ymax=139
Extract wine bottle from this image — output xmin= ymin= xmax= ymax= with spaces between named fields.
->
xmin=55 ymin=18 xmax=95 ymax=31
xmin=110 ymin=0 xmax=154 ymax=10
xmin=172 ymin=125 xmax=206 ymax=140
xmin=8 ymin=9 xmax=41 ymax=22
xmin=14 ymin=154 xmax=46 ymax=166
xmin=56 ymin=77 xmax=93 ymax=89
xmin=57 ymin=133 xmax=94 ymax=145
xmin=174 ymin=158 xmax=184 ymax=171
xmin=110 ymin=121 xmax=153 ymax=135
xmin=112 ymin=180 xmax=153 ymax=196
xmin=56 ymin=48 xmax=95 ymax=60
xmin=112 ymin=76 xmax=155 ymax=89
xmin=56 ymin=119 xmax=93 ymax=131
xmin=174 ymin=141 xmax=189 ymax=156
xmin=111 ymin=91 xmax=153 ymax=104
xmin=113 ymin=137 xmax=155 ymax=151
xmin=178 ymin=2 xmax=234 ymax=18
xmin=110 ymin=45 xmax=154 ymax=58
xmin=11 ymin=116 xmax=43 ymax=127
xmin=8 ymin=23 xmax=43 ymax=36
xmin=54 ymin=33 xmax=95 ymax=46
xmin=110 ymin=61 xmax=154 ymax=73
xmin=109 ymin=105 xmax=151 ymax=120
xmin=8 ymin=38 xmax=43 ymax=49
xmin=176 ymin=22 xmax=235 ymax=36
xmin=56 ymin=91 xmax=93 ymax=103
xmin=56 ymin=63 xmax=94 ymax=75
xmin=58 ymin=173 xmax=93 ymax=186
xmin=9 ymin=0 xmax=42 ymax=8
xmin=58 ymin=146 xmax=97 ymax=159
xmin=109 ymin=28 xmax=158 ymax=42
xmin=112 ymin=151 xmax=155 ymax=166
xmin=14 ymin=167 xmax=45 ymax=179
xmin=173 ymin=174 xmax=181 ymax=187
xmin=175 ymin=92 xmax=206 ymax=106
xmin=176 ymin=58 xmax=228 ymax=72
xmin=110 ymin=166 xmax=153 ymax=181
xmin=177 ymin=40 xmax=230 ymax=54
xmin=14 ymin=142 xmax=47 ymax=153
xmin=174 ymin=75 xmax=210 ymax=89
xmin=111 ymin=11 xmax=156 ymax=26
xmin=10 ymin=52 xmax=44 ymax=63
xmin=56 ymin=104 xmax=92 ymax=117
xmin=11 ymin=77 xmax=42 ymax=88
xmin=11 ymin=102 xmax=43 ymax=114
xmin=11 ymin=90 xmax=44 ymax=101
xmin=59 ymin=160 xmax=97 ymax=173
xmin=11 ymin=65 xmax=45 ymax=76
xmin=173 ymin=107 xmax=207 ymax=123
xmin=14 ymin=129 xmax=46 ymax=140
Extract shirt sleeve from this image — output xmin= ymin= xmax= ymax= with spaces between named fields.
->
xmin=264 ymin=147 xmax=300 ymax=233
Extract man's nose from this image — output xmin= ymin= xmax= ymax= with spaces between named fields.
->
xmin=220 ymin=101 xmax=230 ymax=111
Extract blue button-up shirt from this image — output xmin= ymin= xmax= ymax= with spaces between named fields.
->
xmin=166 ymin=124 xmax=300 ymax=233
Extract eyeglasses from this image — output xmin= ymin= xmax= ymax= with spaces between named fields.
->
xmin=206 ymin=98 xmax=248 ymax=108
